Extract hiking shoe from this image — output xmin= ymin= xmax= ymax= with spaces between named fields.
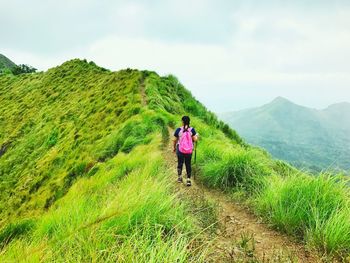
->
xmin=186 ymin=179 xmax=191 ymax=186
xmin=177 ymin=176 xmax=183 ymax=183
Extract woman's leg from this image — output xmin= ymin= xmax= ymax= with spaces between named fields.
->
xmin=184 ymin=153 xmax=192 ymax=179
xmin=177 ymin=150 xmax=185 ymax=177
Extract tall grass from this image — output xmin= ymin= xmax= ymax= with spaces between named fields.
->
xmin=307 ymin=207 xmax=350 ymax=257
xmin=191 ymin=116 xmax=350 ymax=258
xmin=2 ymin=58 xmax=350 ymax=260
xmin=255 ymin=174 xmax=348 ymax=235
xmin=144 ymin=72 xmax=243 ymax=144
xmin=0 ymin=60 xmax=145 ymax=222
xmin=253 ymin=173 xmax=350 ymax=257
xmin=194 ymin=131 xmax=271 ymax=193
xmin=201 ymin=147 xmax=269 ymax=192
xmin=0 ymin=136 xmax=206 ymax=262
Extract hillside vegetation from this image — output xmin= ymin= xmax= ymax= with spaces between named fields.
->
xmin=219 ymin=97 xmax=350 ymax=172
xmin=0 ymin=54 xmax=17 ymax=74
xmin=0 ymin=54 xmax=37 ymax=75
xmin=0 ymin=60 xmax=349 ymax=261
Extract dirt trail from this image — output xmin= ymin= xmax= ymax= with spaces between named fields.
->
xmin=164 ymin=129 xmax=319 ymax=262
xmin=139 ymin=76 xmax=147 ymax=106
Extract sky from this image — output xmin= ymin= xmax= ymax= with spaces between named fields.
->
xmin=1 ymin=0 xmax=350 ymax=112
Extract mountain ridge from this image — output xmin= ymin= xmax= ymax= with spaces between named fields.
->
xmin=219 ymin=97 xmax=350 ymax=171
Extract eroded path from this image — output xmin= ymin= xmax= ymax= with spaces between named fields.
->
xmin=164 ymin=129 xmax=319 ymax=262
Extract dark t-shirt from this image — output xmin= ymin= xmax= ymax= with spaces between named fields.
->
xmin=174 ymin=127 xmax=197 ymax=138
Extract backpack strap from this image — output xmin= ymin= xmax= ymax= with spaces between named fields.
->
xmin=181 ymin=127 xmax=192 ymax=135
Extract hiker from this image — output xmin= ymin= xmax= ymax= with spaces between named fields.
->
xmin=173 ymin=116 xmax=198 ymax=186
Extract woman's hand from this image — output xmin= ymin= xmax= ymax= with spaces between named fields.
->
xmin=173 ymin=138 xmax=178 ymax=153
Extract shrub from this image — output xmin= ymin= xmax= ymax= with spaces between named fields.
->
xmin=200 ymin=147 xmax=270 ymax=192
xmin=255 ymin=173 xmax=349 ymax=254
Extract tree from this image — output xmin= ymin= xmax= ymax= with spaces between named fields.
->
xmin=13 ymin=64 xmax=37 ymax=75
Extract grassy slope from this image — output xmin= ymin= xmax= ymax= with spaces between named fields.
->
xmin=0 ymin=59 xmax=349 ymax=261
xmin=0 ymin=60 xmax=145 ymax=220
xmin=0 ymin=54 xmax=17 ymax=73
xmin=0 ymin=59 xmax=233 ymax=261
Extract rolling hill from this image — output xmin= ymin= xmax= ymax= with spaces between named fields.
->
xmin=0 ymin=54 xmax=17 ymax=73
xmin=219 ymin=97 xmax=350 ymax=172
xmin=1 ymin=60 xmax=349 ymax=261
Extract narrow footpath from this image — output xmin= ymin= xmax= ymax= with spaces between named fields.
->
xmin=164 ymin=128 xmax=319 ymax=263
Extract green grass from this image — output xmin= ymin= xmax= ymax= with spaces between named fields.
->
xmin=1 ymin=58 xmax=350 ymax=261
xmin=0 ymin=54 xmax=17 ymax=74
xmin=0 ymin=60 xmax=213 ymax=261
xmin=144 ymin=72 xmax=243 ymax=144
xmin=199 ymin=145 xmax=270 ymax=192
xmin=0 ymin=218 xmax=35 ymax=250
xmin=255 ymin=174 xmax=348 ymax=234
xmin=144 ymin=73 xmax=350 ymax=259
xmin=254 ymin=173 xmax=350 ymax=257
xmin=307 ymin=207 xmax=350 ymax=257
xmin=190 ymin=116 xmax=350 ymax=258
xmin=0 ymin=60 xmax=147 ymax=222
xmin=194 ymin=126 xmax=350 ymax=258
xmin=0 ymin=137 xmax=206 ymax=262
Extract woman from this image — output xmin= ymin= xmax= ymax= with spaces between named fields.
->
xmin=173 ymin=116 xmax=198 ymax=186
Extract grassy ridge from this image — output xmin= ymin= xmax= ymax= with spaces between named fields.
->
xmin=0 ymin=60 xmax=215 ymax=261
xmin=144 ymin=73 xmax=243 ymax=144
xmin=1 ymin=59 xmax=349 ymax=261
xmin=0 ymin=60 xmax=145 ymax=221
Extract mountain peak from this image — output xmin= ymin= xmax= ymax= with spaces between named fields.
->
xmin=271 ymin=96 xmax=293 ymax=104
xmin=265 ymin=96 xmax=297 ymax=110
xmin=46 ymin=58 xmax=110 ymax=75
xmin=0 ymin=54 xmax=17 ymax=73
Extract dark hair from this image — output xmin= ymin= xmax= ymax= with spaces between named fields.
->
xmin=182 ymin=116 xmax=190 ymax=131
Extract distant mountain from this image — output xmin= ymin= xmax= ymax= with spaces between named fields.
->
xmin=0 ymin=54 xmax=17 ymax=73
xmin=219 ymin=97 xmax=350 ymax=172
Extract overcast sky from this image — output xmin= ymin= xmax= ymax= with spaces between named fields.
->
xmin=1 ymin=0 xmax=350 ymax=112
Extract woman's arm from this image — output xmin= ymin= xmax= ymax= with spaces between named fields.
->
xmin=173 ymin=137 xmax=178 ymax=152
xmin=192 ymin=129 xmax=198 ymax=142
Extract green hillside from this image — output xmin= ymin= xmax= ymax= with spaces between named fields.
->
xmin=0 ymin=54 xmax=37 ymax=75
xmin=219 ymin=97 xmax=350 ymax=172
xmin=1 ymin=60 xmax=349 ymax=261
xmin=0 ymin=54 xmax=17 ymax=74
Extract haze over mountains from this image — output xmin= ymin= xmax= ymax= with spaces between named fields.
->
xmin=219 ymin=97 xmax=350 ymax=172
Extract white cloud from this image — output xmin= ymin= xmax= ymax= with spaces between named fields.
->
xmin=2 ymin=1 xmax=350 ymax=112
xmin=86 ymin=29 xmax=350 ymax=111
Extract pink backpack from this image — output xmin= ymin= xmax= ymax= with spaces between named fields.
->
xmin=179 ymin=127 xmax=193 ymax=154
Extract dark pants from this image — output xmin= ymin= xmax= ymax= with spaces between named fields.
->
xmin=177 ymin=146 xmax=192 ymax=179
